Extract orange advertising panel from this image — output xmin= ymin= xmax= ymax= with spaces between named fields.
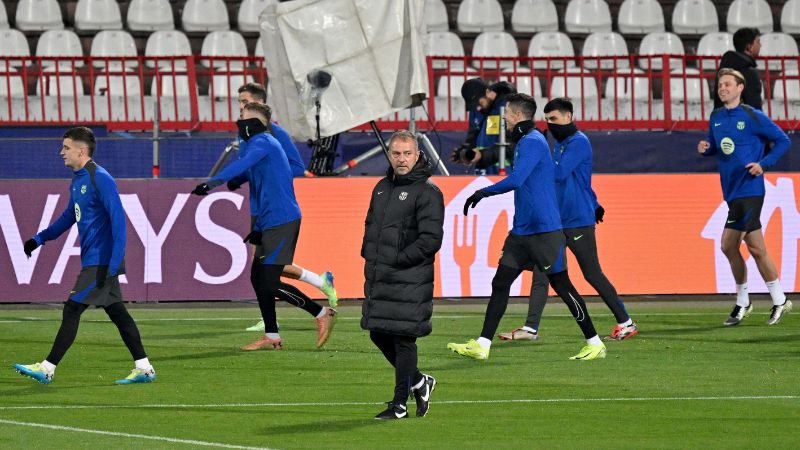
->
xmin=290 ymin=173 xmax=800 ymax=298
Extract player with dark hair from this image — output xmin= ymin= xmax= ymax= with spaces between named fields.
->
xmin=193 ymin=102 xmax=336 ymax=350
xmin=713 ymin=27 xmax=762 ymax=110
xmin=448 ymin=94 xmax=607 ymax=361
xmin=232 ymin=82 xmax=338 ymax=334
xmin=699 ymin=68 xmax=792 ymax=326
xmin=499 ymin=98 xmax=637 ymax=342
xmin=13 ymin=127 xmax=155 ymax=385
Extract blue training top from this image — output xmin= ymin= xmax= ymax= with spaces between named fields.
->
xmin=35 ymin=160 xmax=126 ymax=275
xmin=553 ymin=131 xmax=600 ymax=229
xmin=210 ymin=132 xmax=301 ymax=230
xmin=481 ymin=129 xmax=562 ymax=235
xmin=703 ymin=105 xmax=791 ymax=201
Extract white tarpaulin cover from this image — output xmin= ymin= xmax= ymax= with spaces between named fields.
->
xmin=259 ymin=0 xmax=428 ymax=140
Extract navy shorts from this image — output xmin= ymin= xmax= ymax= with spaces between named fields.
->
xmin=725 ymin=196 xmax=763 ymax=232
xmin=498 ymin=230 xmax=567 ymax=274
xmin=254 ymin=219 xmax=300 ymax=266
xmin=68 ymin=266 xmax=122 ymax=306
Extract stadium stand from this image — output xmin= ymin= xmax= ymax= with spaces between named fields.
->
xmin=782 ymin=0 xmax=800 ymax=34
xmin=14 ymin=0 xmax=63 ymax=31
xmin=424 ymin=0 xmax=449 ymax=32
xmin=238 ymin=0 xmax=278 ymax=33
xmin=127 ymin=0 xmax=175 ymax=32
xmin=0 ymin=1 xmax=9 ymax=29
xmin=581 ymin=31 xmax=629 ymax=70
xmin=457 ymin=0 xmax=504 ymax=33
xmin=564 ymin=0 xmax=612 ymax=33
xmin=638 ymin=31 xmax=685 ymax=71
xmin=548 ymin=68 xmax=601 ymax=120
xmin=471 ymin=31 xmax=518 ymax=69
xmin=511 ymin=0 xmax=559 ymax=33
xmin=726 ymin=0 xmax=773 ymax=34
xmin=617 ymin=0 xmax=665 ymax=34
xmin=759 ymin=32 xmax=799 ymax=71
xmin=74 ymin=0 xmax=123 ymax=31
xmin=671 ymin=0 xmax=718 ymax=34
xmin=696 ymin=32 xmax=733 ymax=70
xmin=182 ymin=0 xmax=230 ymax=32
xmin=427 ymin=31 xmax=466 ymax=70
xmin=528 ymin=31 xmax=576 ymax=69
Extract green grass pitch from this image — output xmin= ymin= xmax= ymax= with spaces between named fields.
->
xmin=1 ymin=299 xmax=798 ymax=449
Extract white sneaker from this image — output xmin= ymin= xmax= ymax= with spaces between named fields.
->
xmin=767 ymin=300 xmax=792 ymax=325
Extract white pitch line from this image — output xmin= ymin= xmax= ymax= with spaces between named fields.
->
xmin=0 ymin=418 xmax=274 ymax=450
xmin=0 ymin=395 xmax=795 ymax=411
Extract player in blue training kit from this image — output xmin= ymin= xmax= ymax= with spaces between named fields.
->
xmin=229 ymin=83 xmax=337 ymax=334
xmin=192 ymin=102 xmax=336 ymax=350
xmin=447 ymin=93 xmax=607 ymax=361
xmin=698 ymin=68 xmax=792 ymax=326
xmin=499 ymin=98 xmax=637 ymax=343
xmin=13 ymin=127 xmax=155 ymax=385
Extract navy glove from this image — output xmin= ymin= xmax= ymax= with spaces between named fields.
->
xmin=24 ymin=238 xmax=39 ymax=258
xmin=227 ymin=179 xmax=243 ymax=191
xmin=595 ymin=205 xmax=605 ymax=223
xmin=243 ymin=230 xmax=263 ymax=245
xmin=463 ymin=190 xmax=491 ymax=215
xmin=96 ymin=265 xmax=108 ymax=289
xmin=191 ymin=183 xmax=211 ymax=196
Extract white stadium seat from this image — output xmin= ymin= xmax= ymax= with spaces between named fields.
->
xmin=0 ymin=2 xmax=9 ymax=29
xmin=603 ymin=68 xmax=655 ymax=120
xmin=426 ymin=31 xmax=465 ymax=70
xmin=565 ymin=0 xmax=612 ymax=33
xmin=672 ymin=0 xmax=718 ymax=35
xmin=638 ymin=32 xmax=684 ymax=71
xmin=758 ymin=32 xmax=799 ymax=71
xmin=0 ymin=29 xmax=31 ymax=68
xmin=74 ymin=0 xmax=123 ymax=31
xmin=424 ymin=0 xmax=449 ymax=32
xmin=781 ymin=0 xmax=800 ymax=34
xmin=36 ymin=29 xmax=83 ymax=68
xmin=457 ymin=0 xmax=504 ymax=33
xmin=200 ymin=31 xmax=248 ymax=69
xmin=581 ymin=31 xmax=629 ymax=70
xmin=511 ymin=0 xmax=558 ymax=33
xmin=618 ymin=0 xmax=665 ymax=34
xmin=528 ymin=31 xmax=575 ymax=70
xmin=669 ymin=68 xmax=712 ymax=120
xmin=727 ymin=0 xmax=773 ymax=34
xmin=770 ymin=70 xmax=800 ymax=119
xmin=127 ymin=0 xmax=175 ymax=32
xmin=238 ymin=0 xmax=278 ymax=33
xmin=697 ymin=32 xmax=733 ymax=70
xmin=434 ymin=96 xmax=466 ymax=121
xmin=145 ymin=30 xmax=192 ymax=70
xmin=549 ymin=69 xmax=600 ymax=120
xmin=436 ymin=70 xmax=478 ymax=98
xmin=182 ymin=0 xmax=229 ymax=32
xmin=0 ymin=68 xmax=25 ymax=97
xmin=471 ymin=31 xmax=518 ymax=70
xmin=90 ymin=30 xmax=137 ymax=70
xmin=15 ymin=0 xmax=63 ymax=31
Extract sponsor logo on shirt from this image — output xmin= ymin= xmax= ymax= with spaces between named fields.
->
xmin=720 ymin=137 xmax=735 ymax=155
xmin=737 ymin=121 xmax=745 ymax=130
xmin=74 ymin=203 xmax=81 ymax=222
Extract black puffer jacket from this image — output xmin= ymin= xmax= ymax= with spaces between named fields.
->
xmin=361 ymin=152 xmax=444 ymax=337
xmin=713 ymin=50 xmax=762 ymax=110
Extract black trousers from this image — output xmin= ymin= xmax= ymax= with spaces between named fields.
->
xmin=251 ymin=262 xmax=323 ymax=334
xmin=370 ymin=331 xmax=424 ymax=404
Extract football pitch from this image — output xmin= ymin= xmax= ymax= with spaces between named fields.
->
xmin=0 ymin=298 xmax=797 ymax=449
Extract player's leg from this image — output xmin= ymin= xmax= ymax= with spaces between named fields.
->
xmin=242 ymin=263 xmax=285 ymax=350
xmin=721 ymin=198 xmax=754 ymax=325
xmin=546 ymin=270 xmax=606 ymax=360
xmin=743 ymin=230 xmax=792 ymax=324
xmin=276 ymin=281 xmax=336 ymax=348
xmin=105 ymin=301 xmax=156 ymax=384
xmin=282 ymin=264 xmax=338 ymax=308
xmin=499 ymin=268 xmax=546 ymax=341
xmin=566 ymin=226 xmax=636 ymax=340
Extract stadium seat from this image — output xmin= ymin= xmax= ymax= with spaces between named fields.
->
xmin=528 ymin=31 xmax=575 ymax=70
xmin=238 ymin=0 xmax=278 ymax=33
xmin=90 ymin=30 xmax=137 ymax=70
xmin=457 ymin=0 xmax=504 ymax=33
xmin=434 ymin=96 xmax=466 ymax=121
xmin=672 ymin=0 xmax=718 ymax=34
xmin=92 ymin=70 xmax=143 ymax=121
xmin=548 ymin=69 xmax=600 ymax=120
xmin=471 ymin=31 xmax=518 ymax=70
xmin=669 ymin=68 xmax=712 ymax=120
xmin=511 ymin=0 xmax=558 ymax=33
xmin=727 ymin=0 xmax=773 ymax=34
xmin=618 ymin=0 xmax=665 ymax=34
xmin=0 ymin=29 xmax=30 ymax=68
xmin=36 ymin=29 xmax=83 ymax=69
xmin=127 ymin=0 xmax=175 ymax=32
xmin=770 ymin=70 xmax=800 ymax=119
xmin=581 ymin=31 xmax=629 ymax=70
xmin=0 ymin=2 xmax=8 ymax=29
xmin=781 ymin=0 xmax=800 ymax=34
xmin=182 ymin=0 xmax=230 ymax=32
xmin=200 ymin=31 xmax=248 ymax=70
xmin=36 ymin=67 xmax=84 ymax=97
xmin=603 ymin=68 xmax=655 ymax=120
xmin=436 ymin=70 xmax=478 ymax=98
xmin=74 ymin=0 xmax=123 ymax=31
xmin=424 ymin=0 xmax=449 ymax=32
xmin=638 ymin=32 xmax=684 ymax=71
xmin=758 ymin=32 xmax=799 ymax=71
xmin=145 ymin=30 xmax=192 ymax=70
xmin=426 ymin=31 xmax=466 ymax=70
xmin=15 ymin=0 xmax=63 ymax=31
xmin=148 ymin=74 xmax=193 ymax=120
xmin=564 ymin=0 xmax=612 ymax=33
xmin=500 ymin=67 xmax=544 ymax=106
xmin=697 ymin=32 xmax=733 ymax=70
xmin=0 ymin=68 xmax=27 ymax=121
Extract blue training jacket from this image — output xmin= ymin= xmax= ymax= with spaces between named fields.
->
xmin=35 ymin=160 xmax=126 ymax=275
xmin=553 ymin=131 xmax=600 ymax=229
xmin=481 ymin=130 xmax=562 ymax=235
xmin=704 ymin=105 xmax=791 ymax=201
xmin=210 ymin=132 xmax=301 ymax=230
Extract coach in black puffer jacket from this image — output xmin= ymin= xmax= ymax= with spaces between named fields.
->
xmin=361 ymin=130 xmax=444 ymax=419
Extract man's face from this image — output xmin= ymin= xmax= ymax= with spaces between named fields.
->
xmin=718 ymin=74 xmax=744 ymax=105
xmin=389 ymin=138 xmax=419 ymax=176
xmin=477 ymin=89 xmax=496 ymax=111
xmin=504 ymin=105 xmax=523 ymax=130
xmin=238 ymin=91 xmax=263 ymax=117
xmin=746 ymin=36 xmax=761 ymax=57
xmin=241 ymin=108 xmax=265 ymax=124
xmin=60 ymin=138 xmax=87 ymax=170
xmin=544 ymin=109 xmax=572 ymax=125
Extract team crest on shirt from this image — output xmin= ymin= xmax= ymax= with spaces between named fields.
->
xmin=74 ymin=203 xmax=82 ymax=222
xmin=399 ymin=191 xmax=408 ymax=201
xmin=737 ymin=121 xmax=745 ymax=130
xmin=80 ymin=184 xmax=87 ymax=194
xmin=720 ymin=137 xmax=735 ymax=155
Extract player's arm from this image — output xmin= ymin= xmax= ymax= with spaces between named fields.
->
xmin=755 ymin=113 xmax=791 ymax=169
xmin=96 ymin=174 xmax=126 ymax=276
xmin=35 ymin=198 xmax=77 ymax=244
xmin=397 ymin=186 xmax=445 ymax=267
xmin=553 ymin=137 xmax=591 ymax=182
xmin=482 ymin=141 xmax=540 ymax=195
xmin=194 ymin=144 xmax=269 ymax=195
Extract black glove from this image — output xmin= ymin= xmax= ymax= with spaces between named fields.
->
xmin=595 ymin=205 xmax=605 ymax=224
xmin=463 ymin=190 xmax=491 ymax=215
xmin=96 ymin=265 xmax=108 ymax=289
xmin=226 ymin=179 xmax=243 ymax=191
xmin=243 ymin=230 xmax=263 ymax=245
xmin=23 ymin=238 xmax=39 ymax=258
xmin=191 ymin=183 xmax=211 ymax=196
